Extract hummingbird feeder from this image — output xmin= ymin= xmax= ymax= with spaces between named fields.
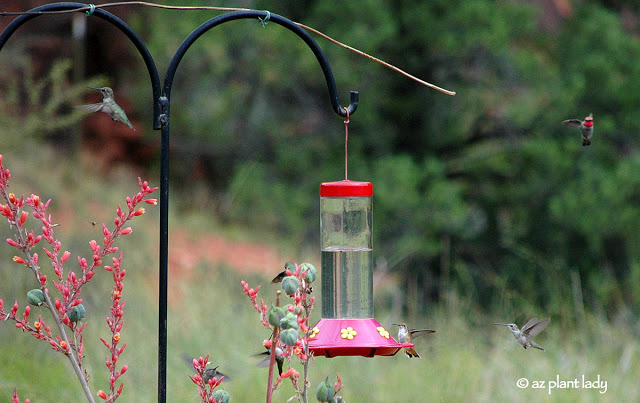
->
xmin=308 ymin=113 xmax=411 ymax=358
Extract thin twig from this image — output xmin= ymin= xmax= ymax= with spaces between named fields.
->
xmin=296 ymin=22 xmax=456 ymax=96
xmin=0 ymin=2 xmax=456 ymax=95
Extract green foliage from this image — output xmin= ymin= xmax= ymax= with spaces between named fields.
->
xmin=123 ymin=0 xmax=640 ymax=315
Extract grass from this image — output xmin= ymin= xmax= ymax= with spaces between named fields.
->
xmin=0 ymin=148 xmax=638 ymax=402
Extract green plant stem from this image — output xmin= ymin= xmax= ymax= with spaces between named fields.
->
xmin=266 ymin=326 xmax=279 ymax=403
xmin=301 ymin=302 xmax=313 ymax=402
xmin=266 ymin=290 xmax=282 ymax=403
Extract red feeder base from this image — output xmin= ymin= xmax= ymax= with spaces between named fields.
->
xmin=308 ymin=318 xmax=413 ymax=358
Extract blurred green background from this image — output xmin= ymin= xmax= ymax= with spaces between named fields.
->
xmin=1 ymin=0 xmax=640 ymax=401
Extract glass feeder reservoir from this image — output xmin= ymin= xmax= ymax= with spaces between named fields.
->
xmin=320 ymin=180 xmax=373 ymax=318
xmin=309 ymin=179 xmax=408 ymax=358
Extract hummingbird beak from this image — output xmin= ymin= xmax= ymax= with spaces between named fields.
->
xmin=391 ymin=323 xmax=401 ymax=326
xmin=493 ymin=323 xmax=509 ymax=326
xmin=87 ymin=87 xmax=101 ymax=91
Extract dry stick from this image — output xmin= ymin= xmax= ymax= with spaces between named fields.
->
xmin=297 ymin=22 xmax=456 ymax=96
xmin=0 ymin=2 xmax=456 ymax=96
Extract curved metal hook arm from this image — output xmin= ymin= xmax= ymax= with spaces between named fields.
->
xmin=0 ymin=2 xmax=162 ymax=129
xmin=164 ymin=10 xmax=358 ymax=118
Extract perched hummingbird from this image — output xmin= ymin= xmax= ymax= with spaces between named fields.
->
xmin=255 ymin=346 xmax=284 ymax=375
xmin=494 ymin=317 xmax=550 ymax=351
xmin=392 ymin=323 xmax=435 ymax=359
xmin=562 ymin=113 xmax=593 ymax=146
xmin=271 ymin=262 xmax=295 ymax=284
xmin=76 ymin=87 xmax=135 ymax=130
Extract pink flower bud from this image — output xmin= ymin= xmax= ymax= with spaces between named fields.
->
xmin=12 ymin=256 xmax=24 ymax=264
xmin=144 ymin=198 xmax=157 ymax=205
xmin=19 ymin=211 xmax=28 ymax=225
xmin=120 ymin=227 xmax=132 ymax=235
xmin=6 ymin=238 xmax=18 ymax=247
xmin=97 ymin=390 xmax=108 ymax=400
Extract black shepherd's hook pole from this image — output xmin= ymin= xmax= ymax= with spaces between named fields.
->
xmin=0 ymin=4 xmax=358 ymax=403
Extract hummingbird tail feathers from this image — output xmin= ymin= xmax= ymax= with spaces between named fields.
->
xmin=530 ymin=340 xmax=545 ymax=351
xmin=404 ymin=349 xmax=421 ymax=359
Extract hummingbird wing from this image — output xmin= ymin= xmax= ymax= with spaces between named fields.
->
xmin=75 ymin=103 xmax=114 ymax=114
xmin=562 ymin=119 xmax=582 ymax=129
xmin=520 ymin=318 xmax=539 ymax=333
xmin=255 ymin=354 xmax=283 ymax=375
xmin=408 ymin=329 xmax=436 ymax=339
xmin=522 ymin=317 xmax=550 ymax=338
xmin=271 ymin=270 xmax=287 ymax=283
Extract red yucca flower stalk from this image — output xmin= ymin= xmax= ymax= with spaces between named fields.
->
xmin=0 ymin=154 xmax=157 ymax=402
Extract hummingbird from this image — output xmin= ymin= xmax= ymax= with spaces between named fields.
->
xmin=255 ymin=346 xmax=284 ymax=375
xmin=202 ymin=364 xmax=230 ymax=383
xmin=76 ymin=87 xmax=135 ymax=130
xmin=271 ymin=262 xmax=295 ymax=284
xmin=181 ymin=355 xmax=230 ymax=382
xmin=494 ymin=317 xmax=550 ymax=351
xmin=562 ymin=113 xmax=593 ymax=146
xmin=392 ymin=323 xmax=435 ymax=359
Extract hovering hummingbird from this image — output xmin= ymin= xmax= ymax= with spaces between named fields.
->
xmin=392 ymin=323 xmax=435 ymax=359
xmin=255 ymin=346 xmax=284 ymax=375
xmin=76 ymin=87 xmax=135 ymax=130
xmin=494 ymin=317 xmax=550 ymax=351
xmin=271 ymin=262 xmax=295 ymax=284
xmin=181 ymin=355 xmax=230 ymax=382
xmin=562 ymin=113 xmax=593 ymax=146
xmin=202 ymin=364 xmax=230 ymax=383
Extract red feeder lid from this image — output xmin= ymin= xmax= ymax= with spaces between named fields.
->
xmin=308 ymin=318 xmax=410 ymax=358
xmin=320 ymin=180 xmax=373 ymax=197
